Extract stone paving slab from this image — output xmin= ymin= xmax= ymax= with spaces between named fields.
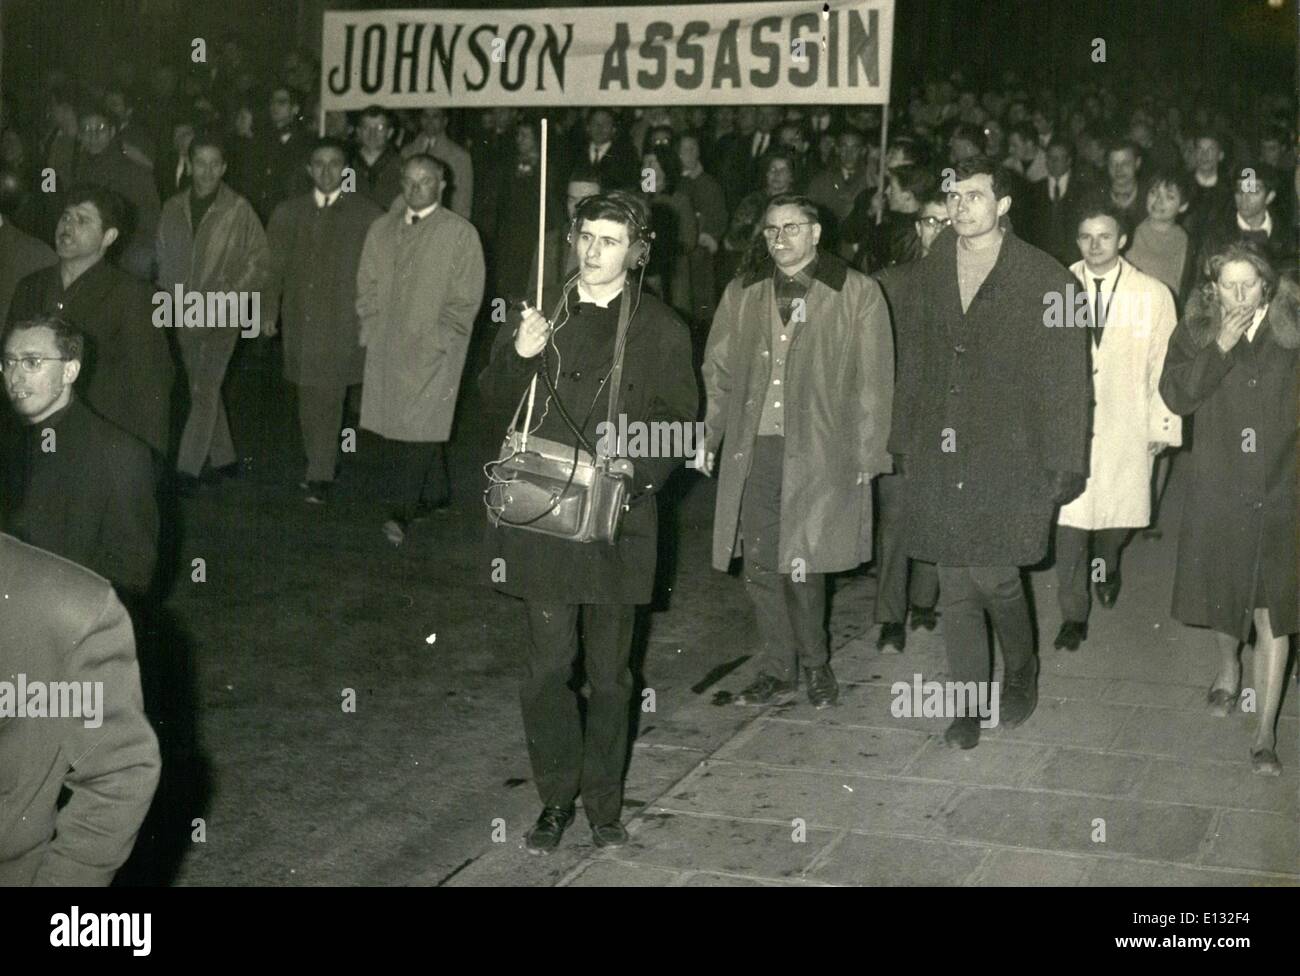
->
xmin=1202 ymin=809 xmax=1300 ymax=874
xmin=659 ymin=760 xmax=956 ymax=835
xmin=564 ymin=859 xmax=685 ymax=887
xmin=974 ymin=849 xmax=1094 ymax=886
xmin=717 ymin=719 xmax=930 ymax=776
xmin=1023 ymin=747 xmax=1149 ymax=796
xmin=936 ymin=786 xmax=1216 ymax=862
xmin=1110 ymin=708 xmax=1298 ymax=763
xmin=1084 ymin=858 xmax=1293 ymax=887
xmin=900 ymin=737 xmax=1047 ymax=787
xmin=1133 ymin=756 xmax=1299 ymax=814
xmin=617 ymin=811 xmax=835 ymax=879
xmin=807 ymin=832 xmax=987 ymax=886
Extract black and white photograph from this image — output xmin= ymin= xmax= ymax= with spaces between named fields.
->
xmin=0 ymin=0 xmax=1297 ymax=920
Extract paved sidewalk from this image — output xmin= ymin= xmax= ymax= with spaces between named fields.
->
xmin=451 ymin=472 xmax=1298 ymax=887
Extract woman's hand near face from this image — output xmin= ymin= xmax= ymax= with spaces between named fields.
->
xmin=1216 ymin=304 xmax=1255 ymax=354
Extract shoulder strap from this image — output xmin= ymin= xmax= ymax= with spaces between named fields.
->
xmin=601 ymin=286 xmax=634 ymax=460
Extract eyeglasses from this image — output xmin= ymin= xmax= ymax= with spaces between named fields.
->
xmin=918 ymin=216 xmax=952 ymax=230
xmin=2 ymin=355 xmax=70 ymax=373
xmin=78 ymin=122 xmax=111 ymax=134
xmin=761 ymin=221 xmax=815 ymax=240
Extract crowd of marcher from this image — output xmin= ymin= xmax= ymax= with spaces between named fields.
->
xmin=0 ymin=35 xmax=1296 ymax=876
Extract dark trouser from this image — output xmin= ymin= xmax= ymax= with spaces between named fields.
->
xmin=520 ymin=601 xmax=636 ymax=826
xmin=297 ymin=383 xmax=352 ymax=483
xmin=740 ymin=435 xmax=828 ymax=680
xmin=936 ymin=565 xmax=1035 ymax=686
xmin=385 ymin=438 xmax=449 ymax=516
xmin=1055 ymin=525 xmax=1129 ymax=622
xmin=874 ymin=473 xmax=940 ymax=623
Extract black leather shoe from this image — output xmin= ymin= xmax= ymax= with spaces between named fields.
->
xmin=1001 ymin=658 xmax=1039 ymax=729
xmin=944 ymin=716 xmax=981 ymax=749
xmin=805 ymin=664 xmax=839 ymax=708
xmin=1053 ymin=620 xmax=1088 ymax=652
xmin=1095 ymin=571 xmax=1121 ymax=609
xmin=877 ymin=622 xmax=906 ymax=653
xmin=909 ymin=605 xmax=938 ymax=631
xmin=591 ymin=821 xmax=629 ymax=848
xmin=734 ymin=673 xmax=797 ymax=705
xmin=524 ymin=806 xmax=574 ymax=855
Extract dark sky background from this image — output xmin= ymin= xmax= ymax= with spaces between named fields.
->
xmin=2 ymin=0 xmax=1296 ymax=113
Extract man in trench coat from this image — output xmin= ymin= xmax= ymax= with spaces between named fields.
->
xmin=890 ymin=157 xmax=1091 ymax=750
xmin=1054 ymin=205 xmax=1181 ymax=651
xmin=356 ymin=154 xmax=485 ymax=544
xmin=266 ymin=137 xmax=383 ymax=503
xmin=702 ymin=192 xmax=894 ymax=709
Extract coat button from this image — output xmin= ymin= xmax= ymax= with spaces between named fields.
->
xmin=1253 ymin=501 xmax=1263 ymax=510
xmin=949 ymin=385 xmax=959 ymax=395
xmin=1247 ymin=378 xmax=1257 ymax=388
xmin=954 ymin=344 xmax=966 ymax=354
xmin=956 ymin=481 xmax=963 ymax=490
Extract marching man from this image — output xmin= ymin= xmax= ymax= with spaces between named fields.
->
xmin=1053 ymin=204 xmax=1181 ymax=651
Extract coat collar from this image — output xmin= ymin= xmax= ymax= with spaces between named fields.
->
xmin=1183 ymin=275 xmax=1300 ymax=351
xmin=741 ymin=250 xmax=848 ymax=291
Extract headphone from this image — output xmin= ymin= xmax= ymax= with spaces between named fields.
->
xmin=566 ymin=191 xmax=655 ymax=270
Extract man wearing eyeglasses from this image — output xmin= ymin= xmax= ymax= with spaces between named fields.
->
xmin=702 ymin=192 xmax=894 ymax=709
xmin=69 ymin=100 xmax=160 ymax=281
xmin=889 ymin=156 xmax=1091 ymax=750
xmin=0 ymin=315 xmax=158 ymax=595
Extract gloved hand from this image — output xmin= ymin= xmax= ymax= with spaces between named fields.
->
xmin=1047 ymin=470 xmax=1086 ymax=505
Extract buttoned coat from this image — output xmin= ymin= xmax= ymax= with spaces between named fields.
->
xmin=1059 ymin=258 xmax=1181 ymax=530
xmin=356 ymin=201 xmax=485 ymax=442
xmin=703 ymin=253 xmax=894 ymax=574
xmin=889 ymin=229 xmax=1091 ymax=566
xmin=1159 ymin=277 xmax=1300 ymax=640
xmin=0 ymin=533 xmax=160 ymax=886
xmin=265 ymin=191 xmax=384 ymax=388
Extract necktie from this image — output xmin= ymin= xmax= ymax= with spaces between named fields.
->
xmin=1092 ymin=277 xmax=1106 ymax=347
xmin=410 ymin=214 xmax=421 ymax=225
xmin=1049 ymin=178 xmax=1058 ymax=203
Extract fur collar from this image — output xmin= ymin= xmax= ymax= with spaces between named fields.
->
xmin=741 ymin=251 xmax=849 ymax=291
xmin=1183 ymin=276 xmax=1300 ymax=350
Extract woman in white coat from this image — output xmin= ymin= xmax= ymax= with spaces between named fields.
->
xmin=1053 ymin=206 xmax=1181 ymax=651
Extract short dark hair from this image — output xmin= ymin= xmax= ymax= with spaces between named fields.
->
xmin=188 ymin=128 xmax=228 ymax=162
xmin=309 ymin=136 xmax=350 ymax=161
xmin=888 ymin=164 xmax=936 ymax=201
xmin=61 ymin=183 xmax=125 ymax=234
xmin=76 ymin=97 xmax=115 ymax=125
xmin=1074 ymin=201 xmax=1130 ymax=240
xmin=4 ymin=314 xmax=85 ymax=363
xmin=951 ymin=155 xmax=1015 ymax=202
xmin=950 ymin=123 xmax=986 ymax=153
xmin=357 ymin=104 xmax=392 ymax=126
xmin=575 ymin=189 xmax=651 ymax=244
xmin=1233 ymin=162 xmax=1277 ymax=195
xmin=1045 ymin=137 xmax=1074 ymax=158
xmin=1106 ymin=139 xmax=1142 ymax=163
xmin=1008 ymin=121 xmax=1037 ymax=145
xmin=1145 ymin=168 xmax=1189 ymax=202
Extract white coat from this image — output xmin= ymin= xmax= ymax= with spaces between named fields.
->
xmin=1059 ymin=257 xmax=1181 ymax=530
xmin=356 ymin=201 xmax=485 ymax=443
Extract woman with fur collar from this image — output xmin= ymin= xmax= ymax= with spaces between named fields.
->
xmin=1160 ymin=242 xmax=1298 ymax=776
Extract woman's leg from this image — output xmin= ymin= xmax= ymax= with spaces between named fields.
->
xmin=1250 ymin=608 xmax=1290 ymax=753
xmin=1210 ymin=631 xmax=1241 ymax=694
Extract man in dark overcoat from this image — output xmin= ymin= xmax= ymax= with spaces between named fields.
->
xmin=9 ymin=185 xmax=173 ymax=457
xmin=480 ymin=191 xmax=697 ymax=854
xmin=1 ymin=315 xmax=158 ymax=595
xmin=266 ymin=138 xmax=383 ymax=503
xmin=889 ymin=156 xmax=1091 ymax=750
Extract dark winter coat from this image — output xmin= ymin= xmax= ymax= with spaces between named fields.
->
xmin=889 ymin=229 xmax=1091 ymax=566
xmin=265 ymin=191 xmax=384 ymax=388
xmin=703 ymin=253 xmax=894 ymax=573
xmin=0 ymin=397 xmax=158 ymax=594
xmin=480 ymin=282 xmax=698 ymax=604
xmin=9 ymin=259 xmax=174 ymax=455
xmin=1159 ymin=277 xmax=1300 ymax=640
xmin=0 ymin=220 xmax=56 ymax=326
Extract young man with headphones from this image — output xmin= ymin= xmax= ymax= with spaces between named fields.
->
xmin=479 ymin=190 xmax=698 ymax=854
